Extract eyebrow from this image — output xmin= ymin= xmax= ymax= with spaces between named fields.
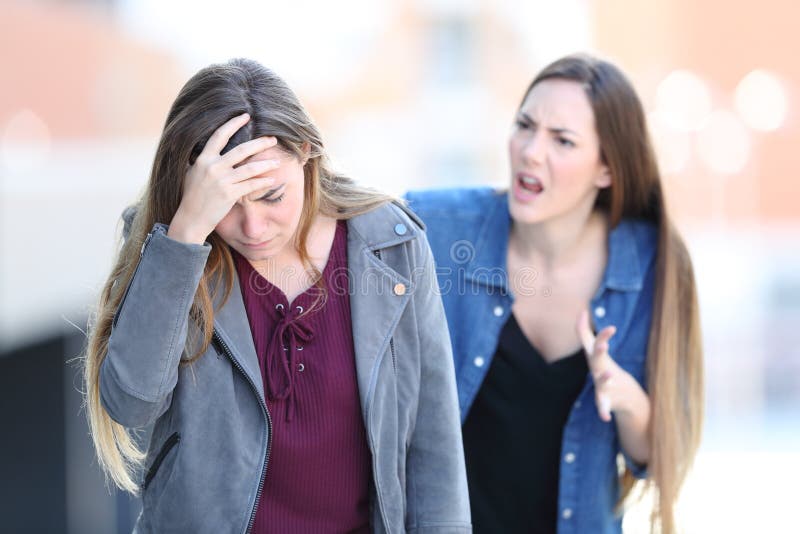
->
xmin=256 ymin=183 xmax=285 ymax=200
xmin=518 ymin=112 xmax=581 ymax=137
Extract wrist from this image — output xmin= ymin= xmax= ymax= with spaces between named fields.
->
xmin=167 ymin=212 xmax=209 ymax=245
xmin=614 ymin=372 xmax=650 ymax=420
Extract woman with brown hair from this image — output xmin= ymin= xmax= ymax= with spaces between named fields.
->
xmin=405 ymin=54 xmax=703 ymax=533
xmin=83 ymin=58 xmax=471 ymax=533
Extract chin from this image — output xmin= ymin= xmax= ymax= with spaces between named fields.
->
xmin=509 ymin=198 xmax=546 ymax=225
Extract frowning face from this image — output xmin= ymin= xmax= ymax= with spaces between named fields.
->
xmin=508 ymin=78 xmax=611 ymax=225
xmin=214 ymin=145 xmax=307 ymax=265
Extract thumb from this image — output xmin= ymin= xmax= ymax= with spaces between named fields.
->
xmin=596 ymin=393 xmax=612 ymax=422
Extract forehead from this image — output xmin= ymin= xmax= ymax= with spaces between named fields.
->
xmin=520 ymin=79 xmax=596 ymax=132
xmin=244 ymin=145 xmax=295 ymax=164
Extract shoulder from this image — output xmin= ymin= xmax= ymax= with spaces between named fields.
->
xmin=346 ymin=200 xmax=428 ymax=251
xmin=609 ymin=217 xmax=660 ymax=289
xmin=403 ymin=186 xmax=504 ymax=218
xmin=619 ymin=218 xmax=659 ymax=263
xmin=348 ymin=199 xmax=424 ymax=233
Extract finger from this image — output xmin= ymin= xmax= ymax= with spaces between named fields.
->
xmin=594 ymin=369 xmax=613 ymax=386
xmin=593 ymin=326 xmax=617 ymax=363
xmin=595 ymin=325 xmax=616 ymax=349
xmin=576 ymin=308 xmax=596 ymax=355
xmin=597 ymin=394 xmax=612 ymax=422
xmin=204 ymin=113 xmax=251 ymax=155
xmin=232 ymin=176 xmax=277 ymax=198
xmin=222 ymin=136 xmax=278 ymax=167
xmin=230 ymin=158 xmax=281 ymax=183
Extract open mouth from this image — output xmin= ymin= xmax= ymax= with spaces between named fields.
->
xmin=517 ymin=174 xmax=544 ymax=194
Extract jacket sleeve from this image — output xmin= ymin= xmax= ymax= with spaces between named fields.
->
xmin=405 ymin=230 xmax=472 ymax=533
xmin=99 ymin=222 xmax=211 ymax=428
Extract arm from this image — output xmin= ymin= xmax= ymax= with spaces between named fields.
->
xmin=405 ymin=231 xmax=472 ymax=533
xmin=99 ymin=224 xmax=211 ymax=428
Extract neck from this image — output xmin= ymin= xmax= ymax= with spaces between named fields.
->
xmin=510 ymin=204 xmax=607 ymax=272
xmin=250 ymin=214 xmax=336 ymax=275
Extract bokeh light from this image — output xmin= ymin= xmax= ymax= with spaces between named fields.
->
xmin=734 ymin=69 xmax=788 ymax=132
xmin=655 ymin=70 xmax=713 ymax=132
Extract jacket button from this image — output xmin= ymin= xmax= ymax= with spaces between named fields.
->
xmin=394 ymin=223 xmax=408 ymax=236
xmin=394 ymin=283 xmax=406 ymax=296
xmin=474 ymin=356 xmax=485 ymax=367
xmin=594 ymin=306 xmax=606 ymax=318
xmin=562 ymin=508 xmax=573 ymax=519
xmin=564 ymin=452 xmax=576 ymax=463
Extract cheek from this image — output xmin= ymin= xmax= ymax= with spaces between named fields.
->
xmin=554 ymin=153 xmax=597 ymax=185
xmin=213 ymin=211 xmax=239 ymax=238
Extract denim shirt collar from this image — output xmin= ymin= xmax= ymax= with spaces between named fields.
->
xmin=464 ymin=192 xmax=512 ymax=293
xmin=600 ymin=221 xmax=645 ymax=293
xmin=464 ymin=191 xmax=647 ymax=295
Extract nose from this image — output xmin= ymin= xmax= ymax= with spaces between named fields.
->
xmin=240 ymin=204 xmax=268 ymax=240
xmin=521 ymin=130 xmax=545 ymax=165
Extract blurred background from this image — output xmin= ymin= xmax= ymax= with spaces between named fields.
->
xmin=1 ymin=0 xmax=798 ymax=532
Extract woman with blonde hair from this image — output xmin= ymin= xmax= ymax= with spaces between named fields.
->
xmin=406 ymin=54 xmax=703 ymax=533
xmin=84 ymin=58 xmax=470 ymax=533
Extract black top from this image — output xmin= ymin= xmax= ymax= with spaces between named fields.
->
xmin=462 ymin=314 xmax=588 ymax=534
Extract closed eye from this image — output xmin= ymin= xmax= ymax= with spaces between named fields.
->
xmin=260 ymin=192 xmax=285 ymax=204
xmin=257 ymin=184 xmax=286 ymax=204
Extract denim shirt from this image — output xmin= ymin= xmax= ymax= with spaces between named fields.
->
xmin=404 ymin=187 xmax=656 ymax=534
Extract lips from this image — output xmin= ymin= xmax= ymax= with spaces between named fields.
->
xmin=242 ymin=238 xmax=274 ymax=248
xmin=518 ymin=173 xmax=544 ymax=194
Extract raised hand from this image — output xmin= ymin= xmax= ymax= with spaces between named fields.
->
xmin=576 ymin=308 xmax=644 ymax=423
xmin=168 ymin=113 xmax=281 ymax=244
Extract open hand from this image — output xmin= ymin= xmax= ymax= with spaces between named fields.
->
xmin=168 ymin=113 xmax=281 ymax=244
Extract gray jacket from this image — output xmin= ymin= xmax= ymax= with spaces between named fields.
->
xmin=100 ymin=201 xmax=471 ymax=533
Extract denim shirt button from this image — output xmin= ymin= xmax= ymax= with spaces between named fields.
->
xmin=594 ymin=305 xmax=606 ymax=318
xmin=574 ymin=400 xmax=582 ymax=409
xmin=473 ymin=356 xmax=485 ymax=367
xmin=562 ymin=508 xmax=573 ymax=519
xmin=564 ymin=452 xmax=576 ymax=463
xmin=394 ymin=223 xmax=408 ymax=236
xmin=493 ymin=305 xmax=504 ymax=317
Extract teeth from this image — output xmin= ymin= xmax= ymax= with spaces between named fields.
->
xmin=521 ymin=176 xmax=540 ymax=185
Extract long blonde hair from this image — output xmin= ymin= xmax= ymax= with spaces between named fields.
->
xmin=522 ymin=54 xmax=704 ymax=533
xmin=84 ymin=58 xmax=394 ymax=493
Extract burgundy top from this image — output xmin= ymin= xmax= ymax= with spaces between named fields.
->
xmin=233 ymin=221 xmax=371 ymax=534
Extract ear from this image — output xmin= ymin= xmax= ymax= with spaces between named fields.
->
xmin=300 ymin=142 xmax=311 ymax=165
xmin=595 ymin=164 xmax=612 ymax=189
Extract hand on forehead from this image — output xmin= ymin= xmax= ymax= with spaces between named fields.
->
xmin=240 ymin=146 xmax=294 ymax=202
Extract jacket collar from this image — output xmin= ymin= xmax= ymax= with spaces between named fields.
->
xmin=464 ymin=192 xmax=646 ymax=294
xmin=346 ymin=200 xmax=423 ymax=251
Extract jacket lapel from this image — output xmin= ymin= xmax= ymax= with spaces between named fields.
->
xmin=347 ymin=203 xmax=418 ymax=415
xmin=213 ymin=273 xmax=266 ymax=405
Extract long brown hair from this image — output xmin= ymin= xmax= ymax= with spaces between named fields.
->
xmin=521 ymin=54 xmax=703 ymax=533
xmin=84 ymin=58 xmax=393 ymax=493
